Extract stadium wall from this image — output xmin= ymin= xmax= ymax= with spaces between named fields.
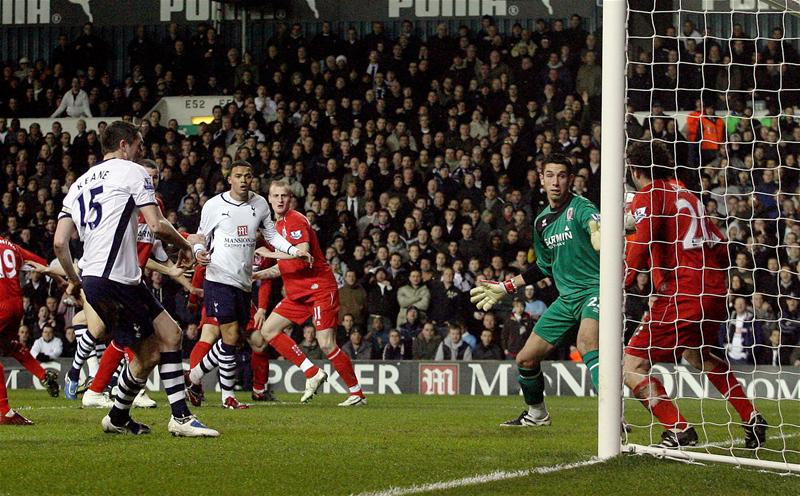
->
xmin=3 ymin=359 xmax=798 ymax=399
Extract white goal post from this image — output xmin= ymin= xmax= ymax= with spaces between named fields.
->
xmin=598 ymin=0 xmax=800 ymax=473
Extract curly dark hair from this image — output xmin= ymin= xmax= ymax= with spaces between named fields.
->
xmin=626 ymin=140 xmax=675 ymax=180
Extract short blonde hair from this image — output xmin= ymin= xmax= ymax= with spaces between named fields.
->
xmin=268 ymin=179 xmax=292 ymax=195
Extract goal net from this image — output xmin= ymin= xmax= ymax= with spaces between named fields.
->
xmin=601 ymin=0 xmax=800 ymax=473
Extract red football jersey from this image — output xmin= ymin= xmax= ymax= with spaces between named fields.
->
xmin=136 ymin=197 xmax=166 ymax=268
xmin=275 ymin=209 xmax=337 ymax=299
xmin=253 ymin=240 xmax=277 ymax=310
xmin=625 ymin=179 xmax=728 ymax=297
xmin=0 ymin=237 xmax=47 ymax=303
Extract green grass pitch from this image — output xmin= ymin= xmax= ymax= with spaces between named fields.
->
xmin=0 ymin=391 xmax=797 ymax=495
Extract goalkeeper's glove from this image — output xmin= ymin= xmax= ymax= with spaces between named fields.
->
xmin=469 ymin=279 xmax=518 ymax=311
xmin=588 ymin=220 xmax=601 ymax=252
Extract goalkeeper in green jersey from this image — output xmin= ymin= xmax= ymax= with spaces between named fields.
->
xmin=470 ymin=154 xmax=601 ymax=426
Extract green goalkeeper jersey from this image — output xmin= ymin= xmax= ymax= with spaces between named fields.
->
xmin=532 ymin=194 xmax=600 ymax=297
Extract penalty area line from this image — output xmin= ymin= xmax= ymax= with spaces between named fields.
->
xmin=351 ymin=458 xmax=602 ymax=496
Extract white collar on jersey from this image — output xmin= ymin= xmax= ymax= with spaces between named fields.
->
xmin=221 ymin=190 xmax=254 ymax=207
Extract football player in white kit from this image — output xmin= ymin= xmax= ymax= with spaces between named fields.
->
xmin=54 ymin=121 xmax=218 ymax=437
xmin=186 ymin=160 xmax=313 ymax=408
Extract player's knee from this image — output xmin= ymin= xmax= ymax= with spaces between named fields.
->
xmin=516 ymin=355 xmax=536 ymax=368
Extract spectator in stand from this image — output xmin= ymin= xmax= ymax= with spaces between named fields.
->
xmin=30 ymin=325 xmax=62 ymax=362
xmin=342 ymin=329 xmax=373 ymax=361
xmin=339 ymin=271 xmax=368 ymax=328
xmin=720 ymin=297 xmax=761 ymax=365
xmin=51 ymin=78 xmax=92 ymax=118
xmin=382 ymin=330 xmax=407 ymax=360
xmin=61 ymin=326 xmax=77 ymax=358
xmin=435 ymin=323 xmax=472 ymax=361
xmin=299 ymin=324 xmax=324 ymax=360
xmin=501 ymin=298 xmax=533 ymax=359
xmin=413 ymin=322 xmax=442 ymax=360
xmin=473 ymin=329 xmax=504 ymax=360
xmin=397 ymin=269 xmax=430 ymax=325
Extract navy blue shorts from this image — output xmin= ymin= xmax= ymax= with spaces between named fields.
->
xmin=204 ymin=280 xmax=250 ymax=326
xmin=82 ymin=276 xmax=164 ymax=348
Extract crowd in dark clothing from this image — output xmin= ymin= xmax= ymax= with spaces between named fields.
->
xmin=0 ymin=16 xmax=798 ymax=365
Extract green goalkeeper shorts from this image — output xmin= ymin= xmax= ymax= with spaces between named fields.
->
xmin=533 ymin=288 xmax=600 ymax=346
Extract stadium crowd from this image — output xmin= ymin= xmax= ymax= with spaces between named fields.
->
xmin=0 ymin=15 xmax=799 ymax=368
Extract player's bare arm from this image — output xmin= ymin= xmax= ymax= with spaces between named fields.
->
xmin=139 ymin=204 xmax=194 ymax=268
xmin=255 ymin=246 xmax=297 ymax=260
xmin=53 ymin=217 xmax=82 ymax=294
xmin=253 ymin=265 xmax=281 ymax=281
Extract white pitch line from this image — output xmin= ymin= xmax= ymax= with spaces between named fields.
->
xmin=351 ymin=459 xmax=602 ymax=496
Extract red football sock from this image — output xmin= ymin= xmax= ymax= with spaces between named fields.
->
xmin=633 ymin=377 xmax=687 ymax=431
xmin=708 ymin=363 xmax=755 ymax=422
xmin=268 ymin=333 xmax=319 ymax=379
xmin=123 ymin=346 xmax=135 ymax=363
xmin=90 ymin=342 xmax=126 ymax=394
xmin=327 ymin=347 xmax=362 ymax=396
xmin=0 ymin=362 xmax=9 ymax=415
xmin=12 ymin=348 xmax=45 ymax=381
xmin=190 ymin=341 xmax=213 ymax=370
xmin=251 ymin=350 xmax=269 ymax=392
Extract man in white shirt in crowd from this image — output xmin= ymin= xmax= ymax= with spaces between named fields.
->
xmin=51 ymin=78 xmax=92 ymax=118
xmin=31 ymin=325 xmax=63 ymax=362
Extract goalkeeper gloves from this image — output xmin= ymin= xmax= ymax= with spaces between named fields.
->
xmin=588 ymin=220 xmax=601 ymax=252
xmin=469 ymin=279 xmax=517 ymax=311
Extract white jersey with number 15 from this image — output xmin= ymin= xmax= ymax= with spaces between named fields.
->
xmin=59 ymin=158 xmax=157 ymax=285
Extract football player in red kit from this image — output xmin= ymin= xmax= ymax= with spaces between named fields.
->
xmin=254 ymin=180 xmax=366 ymax=406
xmin=0 ymin=237 xmax=59 ymax=424
xmin=623 ymin=141 xmax=766 ymax=448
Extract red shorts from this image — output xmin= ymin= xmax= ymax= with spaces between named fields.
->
xmin=625 ymin=295 xmax=727 ymax=363
xmin=273 ymin=290 xmax=339 ymax=331
xmin=200 ymin=305 xmax=258 ymax=333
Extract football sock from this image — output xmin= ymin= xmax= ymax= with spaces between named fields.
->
xmin=123 ymin=347 xmax=135 ymax=363
xmin=12 ymin=347 xmax=45 ymax=381
xmin=159 ymin=351 xmax=191 ymax=418
xmin=251 ymin=350 xmax=269 ymax=392
xmin=0 ymin=362 xmax=9 ymax=415
xmin=633 ymin=376 xmax=688 ymax=431
xmin=109 ymin=366 xmax=145 ymax=426
xmin=518 ymin=365 xmax=544 ymax=407
xmin=89 ymin=342 xmax=125 ymax=394
xmin=190 ymin=341 xmax=213 ymax=370
xmin=68 ymin=325 xmax=95 ymax=382
xmin=708 ymin=363 xmax=755 ymax=422
xmin=327 ymin=347 xmax=362 ymax=396
xmin=190 ymin=340 xmax=221 ymax=384
xmin=582 ymin=349 xmax=600 ymax=392
xmin=268 ymin=333 xmax=319 ymax=379
xmin=217 ymin=341 xmax=237 ymax=402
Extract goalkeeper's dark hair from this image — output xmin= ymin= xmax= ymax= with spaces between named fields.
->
xmin=542 ymin=153 xmax=574 ymax=175
xmin=626 ymin=140 xmax=675 ymax=180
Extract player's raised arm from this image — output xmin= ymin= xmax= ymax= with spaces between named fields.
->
xmin=260 ymin=210 xmax=313 ymax=265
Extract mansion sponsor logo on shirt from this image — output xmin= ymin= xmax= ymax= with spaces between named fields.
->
xmin=223 ymin=233 xmax=255 ymax=249
xmin=543 ymin=225 xmax=573 ymax=249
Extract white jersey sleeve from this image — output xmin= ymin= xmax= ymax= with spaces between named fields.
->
xmin=259 ymin=207 xmax=295 ymax=255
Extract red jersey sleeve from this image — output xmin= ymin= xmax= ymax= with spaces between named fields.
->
xmin=17 ymin=246 xmax=47 ymax=266
xmin=283 ymin=213 xmax=311 ymax=244
xmin=624 ymin=189 xmax=657 ymax=288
